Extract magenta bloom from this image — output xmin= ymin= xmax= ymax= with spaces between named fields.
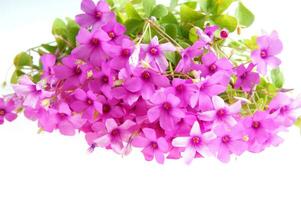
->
xmin=175 ymin=40 xmax=205 ymax=72
xmin=54 ymin=55 xmax=88 ymax=89
xmin=93 ymin=118 xmax=135 ymax=154
xmin=204 ymin=25 xmax=219 ymax=40
xmin=147 ymin=89 xmax=185 ymax=131
xmin=13 ymin=76 xmax=52 ymax=108
xmin=141 ymin=36 xmax=176 ymax=72
xmin=41 ymin=54 xmax=56 ymax=79
xmin=269 ymin=93 xmax=301 ymax=127
xmin=97 ymin=95 xmax=125 ymax=119
xmin=102 ymin=19 xmax=126 ymax=43
xmin=251 ymin=31 xmax=283 ymax=74
xmin=209 ymin=124 xmax=248 ymax=163
xmin=198 ymin=96 xmax=241 ymax=128
xmin=200 ymin=52 xmax=233 ymax=77
xmin=243 ymin=111 xmax=278 ymax=146
xmin=190 ymin=71 xmax=229 ymax=110
xmin=72 ymin=27 xmax=117 ymax=66
xmin=132 ymin=128 xmax=169 ymax=164
xmin=75 ymin=0 xmax=114 ymax=28
xmin=172 ymin=121 xmax=215 ymax=164
xmin=70 ymin=89 xmax=102 ymax=121
xmin=234 ymin=63 xmax=260 ymax=92
xmin=131 ymin=67 xmax=170 ymax=100
xmin=0 ymin=98 xmax=17 ymax=124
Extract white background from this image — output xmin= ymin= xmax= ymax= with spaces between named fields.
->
xmin=1 ymin=0 xmax=301 ymax=200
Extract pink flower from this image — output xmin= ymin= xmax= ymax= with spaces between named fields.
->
xmin=102 ymin=19 xmax=126 ymax=43
xmin=209 ymin=124 xmax=248 ymax=163
xmin=41 ymin=54 xmax=56 ymax=79
xmin=234 ymin=63 xmax=260 ymax=92
xmin=72 ymin=27 xmax=118 ymax=66
xmin=13 ymin=76 xmax=52 ymax=108
xmin=141 ymin=36 xmax=176 ymax=72
xmin=132 ymin=128 xmax=169 ymax=164
xmin=75 ymin=0 xmax=114 ymax=28
xmin=147 ymin=89 xmax=185 ymax=131
xmin=172 ymin=121 xmax=215 ymax=164
xmin=93 ymin=118 xmax=135 ymax=153
xmin=200 ymin=52 xmax=233 ymax=77
xmin=190 ymin=71 xmax=230 ymax=110
xmin=0 ymin=98 xmax=17 ymax=124
xmin=70 ymin=89 xmax=102 ymax=121
xmin=251 ymin=31 xmax=283 ymax=74
xmin=198 ymin=96 xmax=241 ymax=128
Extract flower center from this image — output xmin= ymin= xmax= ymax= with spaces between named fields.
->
xmin=95 ymin=11 xmax=102 ymax=19
xmin=260 ymin=50 xmax=268 ymax=59
xmin=252 ymin=121 xmax=261 ymax=129
xmin=209 ymin=64 xmax=217 ymax=73
xmin=240 ymin=72 xmax=248 ymax=79
xmin=0 ymin=109 xmax=6 ymax=116
xmin=86 ymin=98 xmax=93 ymax=105
xmin=220 ymin=30 xmax=228 ymax=39
xmin=102 ymin=104 xmax=111 ymax=114
xmin=74 ymin=66 xmax=82 ymax=75
xmin=149 ymin=47 xmax=159 ymax=56
xmin=217 ymin=109 xmax=226 ymax=118
xmin=121 ymin=49 xmax=130 ymax=57
xmin=58 ymin=113 xmax=68 ymax=120
xmin=151 ymin=142 xmax=158 ymax=149
xmin=176 ymin=84 xmax=185 ymax=93
xmin=222 ymin=135 xmax=231 ymax=144
xmin=101 ymin=75 xmax=109 ymax=84
xmin=111 ymin=129 xmax=120 ymax=137
xmin=141 ymin=71 xmax=151 ymax=81
xmin=191 ymin=136 xmax=202 ymax=146
xmin=108 ymin=31 xmax=116 ymax=39
xmin=90 ymin=38 xmax=100 ymax=46
xmin=162 ymin=102 xmax=172 ymax=111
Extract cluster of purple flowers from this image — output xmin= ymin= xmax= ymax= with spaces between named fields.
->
xmin=1 ymin=0 xmax=300 ymax=164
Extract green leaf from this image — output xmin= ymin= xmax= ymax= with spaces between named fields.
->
xmin=125 ymin=3 xmax=142 ymax=20
xmin=213 ymin=14 xmax=238 ymax=32
xmin=143 ymin=0 xmax=156 ymax=17
xmin=164 ymin=24 xmax=178 ymax=39
xmin=189 ymin=27 xmax=198 ymax=43
xmin=271 ymin=68 xmax=284 ymax=88
xmin=180 ymin=4 xmax=205 ymax=23
xmin=52 ymin=18 xmax=67 ymax=38
xmin=184 ymin=1 xmax=198 ymax=9
xmin=14 ymin=52 xmax=33 ymax=68
xmin=244 ymin=36 xmax=258 ymax=50
xmin=205 ymin=0 xmax=236 ymax=15
xmin=294 ymin=117 xmax=301 ymax=134
xmin=235 ymin=2 xmax=255 ymax=27
xmin=66 ymin=18 xmax=80 ymax=47
xmin=10 ymin=70 xmax=24 ymax=84
xmin=216 ymin=0 xmax=236 ymax=14
xmin=41 ymin=44 xmax=57 ymax=54
xmin=151 ymin=4 xmax=168 ymax=19
xmin=160 ymin=12 xmax=178 ymax=24
xmin=170 ymin=0 xmax=178 ymax=10
xmin=125 ymin=19 xmax=144 ymax=36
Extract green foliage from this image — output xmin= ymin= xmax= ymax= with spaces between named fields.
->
xmin=143 ymin=0 xmax=156 ymax=17
xmin=236 ymin=2 xmax=255 ymax=27
xmin=271 ymin=68 xmax=285 ymax=88
xmin=180 ymin=4 xmax=205 ymax=23
xmin=151 ymin=4 xmax=168 ymax=19
xmin=14 ymin=52 xmax=33 ymax=68
xmin=213 ymin=15 xmax=238 ymax=32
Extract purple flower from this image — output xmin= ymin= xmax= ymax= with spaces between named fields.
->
xmin=70 ymin=89 xmax=103 ymax=121
xmin=97 ymin=95 xmax=125 ymax=119
xmin=175 ymin=40 xmax=205 ymax=72
xmin=132 ymin=128 xmax=169 ymax=164
xmin=190 ymin=71 xmax=230 ymax=110
xmin=269 ymin=93 xmax=301 ymax=127
xmin=234 ymin=63 xmax=260 ymax=92
xmin=131 ymin=67 xmax=170 ymax=100
xmin=93 ymin=118 xmax=135 ymax=154
xmin=41 ymin=54 xmax=56 ymax=79
xmin=75 ymin=0 xmax=114 ymax=28
xmin=243 ymin=111 xmax=278 ymax=150
xmin=172 ymin=121 xmax=215 ymax=164
xmin=54 ymin=55 xmax=89 ymax=89
xmin=200 ymin=52 xmax=233 ymax=77
xmin=147 ymin=89 xmax=185 ymax=131
xmin=251 ymin=31 xmax=283 ymax=74
xmin=198 ymin=96 xmax=241 ymax=128
xmin=208 ymin=124 xmax=248 ymax=163
xmin=0 ymin=98 xmax=17 ymax=124
xmin=102 ymin=19 xmax=126 ymax=43
xmin=13 ymin=76 xmax=53 ymax=108
xmin=204 ymin=25 xmax=219 ymax=40
xmin=141 ymin=36 xmax=176 ymax=72
xmin=72 ymin=27 xmax=118 ymax=66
